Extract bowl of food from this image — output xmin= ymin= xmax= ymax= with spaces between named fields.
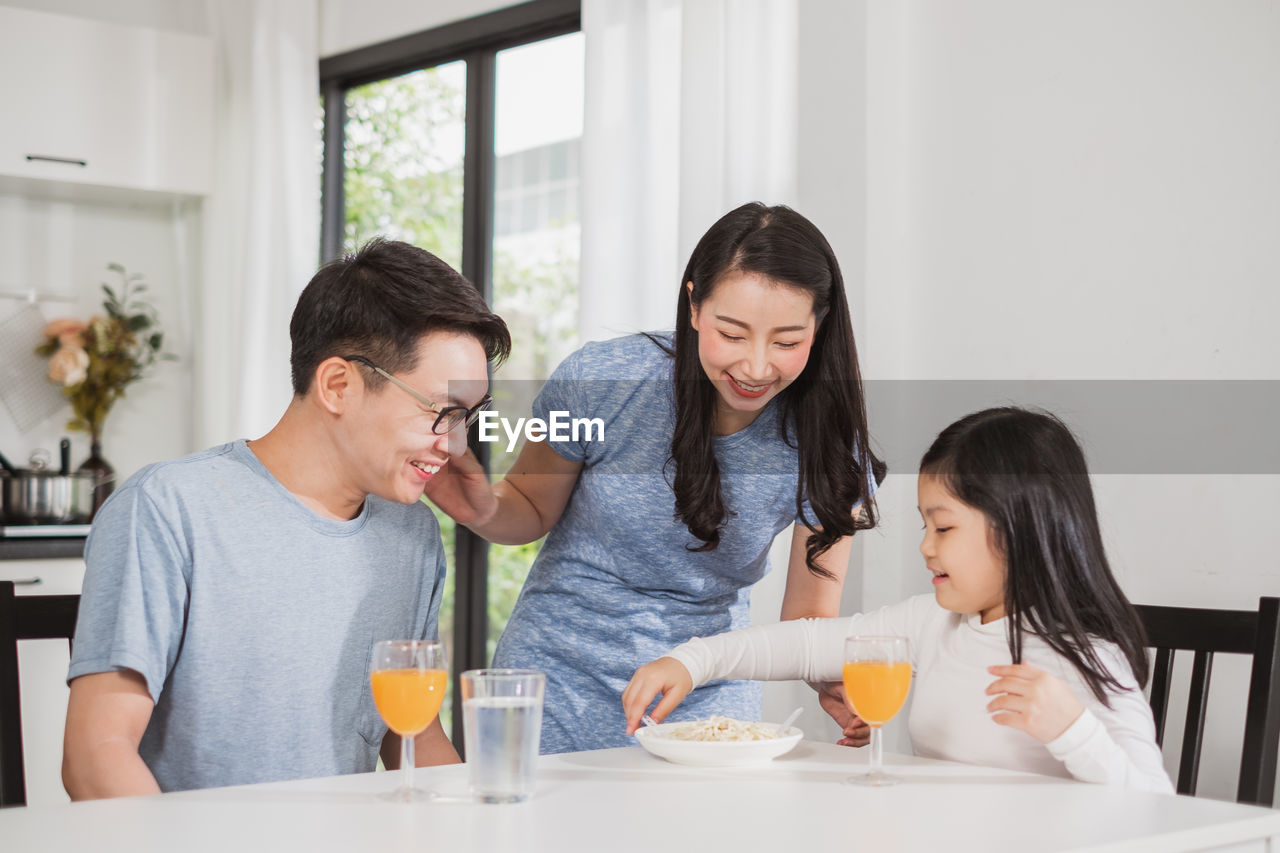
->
xmin=634 ymin=715 xmax=803 ymax=767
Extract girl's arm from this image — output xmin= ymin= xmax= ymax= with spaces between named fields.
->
xmin=621 ymin=616 xmax=852 ymax=733
xmin=1046 ymin=693 xmax=1174 ymax=792
xmin=620 ymin=597 xmax=927 ymax=734
xmin=424 ymin=439 xmax=583 ymax=546
xmin=986 ymin=657 xmax=1174 ymax=793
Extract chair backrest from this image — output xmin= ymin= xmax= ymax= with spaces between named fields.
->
xmin=1134 ymin=596 xmax=1280 ymax=806
xmin=0 ymin=580 xmax=80 ymax=808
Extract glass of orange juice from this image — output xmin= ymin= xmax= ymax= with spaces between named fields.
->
xmin=371 ymin=639 xmax=449 ymax=801
xmin=842 ymin=635 xmax=912 ymax=786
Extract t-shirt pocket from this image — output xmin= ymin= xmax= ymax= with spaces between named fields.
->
xmin=357 ymin=639 xmax=387 ymax=748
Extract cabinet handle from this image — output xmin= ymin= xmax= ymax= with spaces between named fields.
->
xmin=11 ymin=577 xmax=42 ymax=586
xmin=25 ymin=155 xmax=87 ymax=167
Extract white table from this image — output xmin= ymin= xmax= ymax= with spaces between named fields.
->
xmin=3 ymin=742 xmax=1278 ymax=852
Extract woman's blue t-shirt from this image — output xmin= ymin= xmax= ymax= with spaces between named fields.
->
xmin=492 ymin=333 xmax=836 ymax=753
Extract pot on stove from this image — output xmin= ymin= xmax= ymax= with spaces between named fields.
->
xmin=0 ymin=440 xmax=102 ymax=524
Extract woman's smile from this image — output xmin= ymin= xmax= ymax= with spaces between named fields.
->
xmin=726 ymin=373 xmax=774 ymax=398
xmin=688 ymin=271 xmax=816 ymax=434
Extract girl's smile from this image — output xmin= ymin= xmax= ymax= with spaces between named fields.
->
xmin=917 ymin=474 xmax=1007 ymax=624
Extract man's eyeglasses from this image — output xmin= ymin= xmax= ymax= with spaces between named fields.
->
xmin=344 ymin=354 xmax=492 ymax=435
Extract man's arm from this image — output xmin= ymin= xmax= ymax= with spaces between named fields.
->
xmin=63 ymin=670 xmax=161 ymax=800
xmin=380 ymin=716 xmax=461 ymax=768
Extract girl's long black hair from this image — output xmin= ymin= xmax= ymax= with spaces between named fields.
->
xmin=919 ymin=407 xmax=1149 ymax=704
xmin=652 ymin=202 xmax=885 ymax=577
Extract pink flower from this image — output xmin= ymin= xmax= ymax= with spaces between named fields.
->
xmin=43 ymin=318 xmax=88 ymax=347
xmin=48 ymin=345 xmax=89 ymax=387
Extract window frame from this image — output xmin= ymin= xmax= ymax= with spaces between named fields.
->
xmin=318 ymin=0 xmax=581 ymax=746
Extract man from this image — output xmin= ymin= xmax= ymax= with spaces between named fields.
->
xmin=62 ymin=239 xmax=510 ymax=798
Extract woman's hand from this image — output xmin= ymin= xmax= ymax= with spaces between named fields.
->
xmin=814 ymin=681 xmax=871 ymax=747
xmin=421 ymin=447 xmax=498 ymax=526
xmin=621 ymin=657 xmax=693 ymax=735
xmin=985 ymin=663 xmax=1085 ymax=744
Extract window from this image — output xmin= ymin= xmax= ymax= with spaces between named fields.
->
xmin=319 ymin=0 xmax=581 ymax=744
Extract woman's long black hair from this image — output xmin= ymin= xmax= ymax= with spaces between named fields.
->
xmin=653 ymin=202 xmax=885 ymax=577
xmin=919 ymin=407 xmax=1149 ymax=704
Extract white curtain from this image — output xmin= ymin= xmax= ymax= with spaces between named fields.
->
xmin=578 ymin=0 xmax=799 ymax=344
xmin=196 ymin=0 xmax=320 ymax=447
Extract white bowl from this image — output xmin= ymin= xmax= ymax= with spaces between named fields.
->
xmin=634 ymin=722 xmax=803 ymax=767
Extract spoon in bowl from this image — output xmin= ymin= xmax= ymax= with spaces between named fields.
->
xmin=776 ymin=706 xmax=803 ymax=737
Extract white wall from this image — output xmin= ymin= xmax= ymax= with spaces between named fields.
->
xmin=319 ymin=0 xmax=519 ymax=57
xmin=0 ymin=0 xmax=205 ymax=480
xmin=0 ymin=0 xmax=206 ymax=33
xmin=851 ymin=0 xmax=1280 ymax=803
xmin=0 ymin=195 xmax=198 ymax=489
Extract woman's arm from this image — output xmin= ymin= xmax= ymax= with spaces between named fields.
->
xmin=779 ymin=521 xmax=871 ymax=746
xmin=424 ymin=439 xmax=583 ymax=546
xmin=779 ymin=522 xmax=850 ymax=620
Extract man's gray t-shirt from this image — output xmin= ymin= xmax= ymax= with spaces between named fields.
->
xmin=68 ymin=440 xmax=446 ymax=792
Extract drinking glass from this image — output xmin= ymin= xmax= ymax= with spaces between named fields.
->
xmin=370 ymin=639 xmax=448 ymax=801
xmin=460 ymin=669 xmax=545 ymax=803
xmin=842 ymin=635 xmax=912 ymax=786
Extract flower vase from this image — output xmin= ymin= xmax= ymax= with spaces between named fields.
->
xmin=78 ymin=440 xmax=116 ymax=520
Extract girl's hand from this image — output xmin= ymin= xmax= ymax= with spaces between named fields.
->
xmin=814 ymin=681 xmax=871 ymax=747
xmin=420 ymin=448 xmax=498 ymax=526
xmin=985 ymin=663 xmax=1085 ymax=744
xmin=621 ymin=657 xmax=693 ymax=735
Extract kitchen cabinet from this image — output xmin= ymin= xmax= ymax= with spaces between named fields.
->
xmin=1 ymin=558 xmax=85 ymax=807
xmin=0 ymin=6 xmax=214 ymax=199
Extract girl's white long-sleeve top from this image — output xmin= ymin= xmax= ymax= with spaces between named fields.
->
xmin=666 ymin=594 xmax=1174 ymax=792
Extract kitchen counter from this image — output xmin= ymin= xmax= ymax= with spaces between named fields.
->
xmin=0 ymin=535 xmax=86 ymax=561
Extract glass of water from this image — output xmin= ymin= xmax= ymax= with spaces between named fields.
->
xmin=460 ymin=669 xmax=545 ymax=803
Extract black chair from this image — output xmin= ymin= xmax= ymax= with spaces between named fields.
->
xmin=1135 ymin=596 xmax=1280 ymax=806
xmin=0 ymin=581 xmax=80 ymax=808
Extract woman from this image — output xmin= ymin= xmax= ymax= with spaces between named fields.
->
xmin=428 ymin=203 xmax=884 ymax=752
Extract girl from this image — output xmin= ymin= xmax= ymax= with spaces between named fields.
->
xmin=426 ymin=203 xmax=884 ymax=753
xmin=623 ymin=407 xmax=1173 ymax=791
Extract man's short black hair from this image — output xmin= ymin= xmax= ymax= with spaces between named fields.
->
xmin=289 ymin=238 xmax=511 ymax=395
